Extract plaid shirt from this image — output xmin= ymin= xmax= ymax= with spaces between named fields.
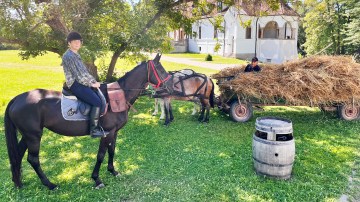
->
xmin=62 ymin=49 xmax=96 ymax=88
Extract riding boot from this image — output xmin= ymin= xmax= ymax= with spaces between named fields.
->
xmin=89 ymin=106 xmax=109 ymax=138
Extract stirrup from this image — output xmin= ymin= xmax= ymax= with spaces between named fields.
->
xmin=90 ymin=126 xmax=109 ymax=138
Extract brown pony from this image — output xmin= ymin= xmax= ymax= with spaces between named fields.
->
xmin=4 ymin=54 xmax=170 ymax=189
xmin=156 ymin=69 xmax=215 ymax=125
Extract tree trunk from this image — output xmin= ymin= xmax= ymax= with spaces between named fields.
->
xmin=106 ymin=45 xmax=126 ymax=82
xmin=105 ymin=0 xmax=185 ymax=81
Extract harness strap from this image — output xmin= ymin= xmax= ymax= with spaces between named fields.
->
xmin=148 ymin=60 xmax=171 ymax=89
xmin=173 ymin=73 xmax=208 ymax=98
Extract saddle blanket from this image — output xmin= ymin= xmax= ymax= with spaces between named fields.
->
xmin=61 ymin=94 xmax=90 ymax=121
xmin=61 ymin=82 xmax=127 ymax=121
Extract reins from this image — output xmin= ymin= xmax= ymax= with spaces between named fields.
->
xmin=106 ymin=60 xmax=170 ymax=92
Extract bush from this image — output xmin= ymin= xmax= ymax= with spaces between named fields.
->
xmin=97 ymin=58 xmax=118 ymax=82
xmin=0 ymin=43 xmax=19 ymax=50
xmin=205 ymin=54 xmax=212 ymax=61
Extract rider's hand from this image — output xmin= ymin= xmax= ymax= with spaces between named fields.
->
xmin=91 ymin=82 xmax=100 ymax=88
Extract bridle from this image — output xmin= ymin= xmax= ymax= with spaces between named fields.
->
xmin=147 ymin=60 xmax=171 ymax=89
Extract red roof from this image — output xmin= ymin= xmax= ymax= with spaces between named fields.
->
xmin=236 ymin=0 xmax=299 ymax=16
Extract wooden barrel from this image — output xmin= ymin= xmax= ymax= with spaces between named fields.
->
xmin=252 ymin=117 xmax=295 ymax=179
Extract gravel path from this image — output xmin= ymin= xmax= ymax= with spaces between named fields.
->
xmin=158 ymin=55 xmax=240 ymax=70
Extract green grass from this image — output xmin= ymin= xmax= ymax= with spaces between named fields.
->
xmin=0 ymin=51 xmax=359 ymax=201
xmin=165 ymin=53 xmax=248 ymax=65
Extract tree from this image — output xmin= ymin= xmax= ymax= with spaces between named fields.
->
xmin=0 ymin=0 xmax=196 ymax=81
xmin=343 ymin=0 xmax=360 ymax=52
xmin=0 ymin=0 xmax=289 ymax=81
xmin=303 ymin=0 xmax=357 ymax=55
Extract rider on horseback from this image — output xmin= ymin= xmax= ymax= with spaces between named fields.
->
xmin=62 ymin=31 xmax=109 ymax=138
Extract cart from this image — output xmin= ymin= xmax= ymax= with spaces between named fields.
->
xmin=215 ymin=76 xmax=360 ymax=122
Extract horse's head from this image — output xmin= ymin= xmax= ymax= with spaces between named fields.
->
xmin=147 ymin=53 xmax=173 ymax=93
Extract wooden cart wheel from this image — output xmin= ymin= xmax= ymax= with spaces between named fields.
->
xmin=337 ymin=104 xmax=360 ymax=121
xmin=229 ymin=100 xmax=253 ymax=122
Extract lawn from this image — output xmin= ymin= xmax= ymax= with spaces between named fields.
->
xmin=165 ymin=53 xmax=248 ymax=65
xmin=0 ymin=50 xmax=359 ymax=201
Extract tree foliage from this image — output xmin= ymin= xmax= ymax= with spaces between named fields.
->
xmin=0 ymin=0 xmax=196 ymax=80
xmin=343 ymin=0 xmax=360 ymax=47
xmin=0 ymin=0 xmax=298 ymax=81
xmin=303 ymin=0 xmax=358 ymax=55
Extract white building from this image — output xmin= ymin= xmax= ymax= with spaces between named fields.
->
xmin=171 ymin=2 xmax=300 ymax=64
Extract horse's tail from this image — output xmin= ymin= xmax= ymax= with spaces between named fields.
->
xmin=4 ymin=98 xmax=22 ymax=188
xmin=209 ymin=79 xmax=215 ymax=108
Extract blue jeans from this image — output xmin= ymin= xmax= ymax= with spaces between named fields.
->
xmin=70 ymin=81 xmax=101 ymax=107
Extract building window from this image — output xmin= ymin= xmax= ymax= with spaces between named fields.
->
xmin=284 ymin=22 xmax=292 ymax=39
xmin=263 ymin=21 xmax=278 ymax=39
xmin=246 ymin=27 xmax=251 ymax=39
xmin=217 ymin=2 xmax=222 ymax=12
xmin=214 ymin=27 xmax=218 ymax=38
xmin=199 ymin=26 xmax=202 ymax=39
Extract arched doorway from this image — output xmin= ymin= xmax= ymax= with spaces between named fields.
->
xmin=263 ymin=21 xmax=278 ymax=39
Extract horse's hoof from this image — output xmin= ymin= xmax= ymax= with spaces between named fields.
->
xmin=95 ymin=183 xmax=105 ymax=189
xmin=14 ymin=181 xmax=23 ymax=189
xmin=48 ymin=184 xmax=58 ymax=190
xmin=109 ymin=170 xmax=120 ymax=177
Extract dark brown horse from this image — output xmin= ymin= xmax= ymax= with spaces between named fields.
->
xmin=157 ymin=70 xmax=215 ymax=125
xmin=4 ymin=54 xmax=170 ymax=190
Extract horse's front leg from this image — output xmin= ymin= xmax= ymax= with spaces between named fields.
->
xmin=169 ymin=102 xmax=174 ymax=122
xmin=152 ymin=98 xmax=159 ymax=116
xmin=204 ymin=105 xmax=210 ymax=123
xmin=191 ymin=102 xmax=198 ymax=116
xmin=163 ymin=98 xmax=171 ymax=126
xmin=159 ymin=98 xmax=165 ymax=120
xmin=107 ymin=133 xmax=119 ymax=176
xmin=91 ymin=137 xmax=108 ymax=189
xmin=198 ymin=105 xmax=205 ymax=122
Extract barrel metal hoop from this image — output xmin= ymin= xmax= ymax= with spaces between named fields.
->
xmin=253 ymin=157 xmax=294 ymax=167
xmin=253 ymin=135 xmax=294 ymax=145
xmin=255 ymin=170 xmax=291 ymax=179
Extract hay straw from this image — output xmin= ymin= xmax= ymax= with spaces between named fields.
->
xmin=212 ymin=56 xmax=360 ymax=106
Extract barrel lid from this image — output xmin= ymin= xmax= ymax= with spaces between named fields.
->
xmin=255 ymin=116 xmax=293 ymax=134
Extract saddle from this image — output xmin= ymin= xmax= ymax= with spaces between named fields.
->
xmin=61 ymin=82 xmax=127 ymax=121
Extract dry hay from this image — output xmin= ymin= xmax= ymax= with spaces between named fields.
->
xmin=212 ymin=55 xmax=360 ymax=106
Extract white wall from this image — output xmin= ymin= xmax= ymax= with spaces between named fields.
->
xmin=187 ymin=6 xmax=300 ymax=63
xmin=189 ymin=19 xmax=218 ymax=54
xmin=235 ymin=15 xmax=256 ymax=55
xmin=257 ymin=39 xmax=298 ymax=63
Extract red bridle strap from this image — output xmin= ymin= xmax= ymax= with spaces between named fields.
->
xmin=148 ymin=60 xmax=171 ymax=88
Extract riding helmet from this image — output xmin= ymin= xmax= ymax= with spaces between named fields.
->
xmin=66 ymin=31 xmax=82 ymax=43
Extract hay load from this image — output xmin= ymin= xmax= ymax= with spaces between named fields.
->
xmin=212 ymin=56 xmax=360 ymax=106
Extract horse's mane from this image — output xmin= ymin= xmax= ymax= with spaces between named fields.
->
xmin=117 ymin=61 xmax=147 ymax=84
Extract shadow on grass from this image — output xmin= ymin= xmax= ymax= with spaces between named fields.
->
xmin=0 ymin=98 xmax=359 ymax=201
